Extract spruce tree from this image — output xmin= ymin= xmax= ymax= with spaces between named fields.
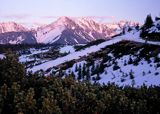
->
xmin=99 ymin=62 xmax=105 ymax=73
xmin=86 ymin=67 xmax=90 ymax=81
xmin=77 ymin=64 xmax=82 ymax=80
xmin=91 ymin=63 xmax=95 ymax=75
xmin=24 ymin=88 xmax=37 ymax=114
xmin=129 ymin=69 xmax=134 ymax=79
xmin=96 ymin=73 xmax=101 ymax=81
xmin=141 ymin=14 xmax=153 ymax=38
xmin=75 ymin=64 xmax=78 ymax=72
xmin=40 ymin=91 xmax=61 ymax=114
xmin=144 ymin=14 xmax=153 ymax=29
xmin=82 ymin=63 xmax=86 ymax=79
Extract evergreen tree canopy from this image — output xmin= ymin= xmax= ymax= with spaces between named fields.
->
xmin=140 ymin=14 xmax=154 ymax=38
xmin=0 ymin=51 xmax=25 ymax=86
xmin=143 ymin=14 xmax=153 ymax=29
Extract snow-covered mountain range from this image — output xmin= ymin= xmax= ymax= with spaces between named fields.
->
xmin=0 ymin=17 xmax=138 ymax=44
xmin=36 ymin=17 xmax=138 ymax=44
xmin=0 ymin=31 xmax=37 ymax=44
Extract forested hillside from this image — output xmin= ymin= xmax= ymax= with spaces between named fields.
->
xmin=0 ymin=52 xmax=160 ymax=114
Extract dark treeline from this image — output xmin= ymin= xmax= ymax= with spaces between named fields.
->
xmin=0 ymin=43 xmax=67 ymax=54
xmin=0 ymin=43 xmax=46 ymax=53
xmin=0 ymin=52 xmax=160 ymax=114
xmin=74 ymin=39 xmax=105 ymax=51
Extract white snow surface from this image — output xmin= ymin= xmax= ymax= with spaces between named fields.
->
xmin=28 ymin=37 xmax=122 ymax=72
xmin=64 ymin=56 xmax=160 ymax=87
xmin=60 ymin=45 xmax=75 ymax=53
xmin=36 ymin=25 xmax=65 ymax=44
xmin=9 ymin=36 xmax=24 ymax=44
xmin=0 ymin=54 xmax=5 ymax=59
xmin=148 ymin=20 xmax=160 ymax=33
xmin=19 ymin=48 xmax=49 ymax=62
xmin=98 ymin=57 xmax=160 ymax=87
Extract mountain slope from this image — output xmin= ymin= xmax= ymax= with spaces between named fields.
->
xmin=0 ymin=22 xmax=37 ymax=44
xmin=36 ymin=17 xmax=105 ymax=44
xmin=0 ymin=31 xmax=37 ymax=44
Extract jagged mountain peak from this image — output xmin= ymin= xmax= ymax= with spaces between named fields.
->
xmin=0 ymin=21 xmax=20 ymax=26
xmin=77 ymin=18 xmax=99 ymax=28
xmin=51 ymin=16 xmax=76 ymax=27
xmin=57 ymin=16 xmax=72 ymax=22
xmin=0 ymin=22 xmax=28 ymax=33
xmin=78 ymin=17 xmax=97 ymax=24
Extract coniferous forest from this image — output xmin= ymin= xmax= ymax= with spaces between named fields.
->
xmin=0 ymin=0 xmax=160 ymax=113
xmin=0 ymin=52 xmax=160 ymax=114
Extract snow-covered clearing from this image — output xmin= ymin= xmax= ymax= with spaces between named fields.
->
xmin=19 ymin=48 xmax=49 ymax=63
xmin=98 ymin=57 xmax=160 ymax=87
xmin=64 ymin=55 xmax=160 ymax=87
xmin=0 ymin=54 xmax=5 ymax=59
xmin=28 ymin=37 xmax=122 ymax=72
xmin=59 ymin=45 xmax=75 ymax=53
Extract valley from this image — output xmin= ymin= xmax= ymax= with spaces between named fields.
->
xmin=0 ymin=12 xmax=160 ymax=113
xmin=1 ymin=18 xmax=160 ymax=87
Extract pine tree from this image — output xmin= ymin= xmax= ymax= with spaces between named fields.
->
xmin=58 ymin=69 xmax=64 ymax=77
xmin=75 ymin=64 xmax=78 ymax=72
xmin=128 ymin=56 xmax=133 ymax=64
xmin=96 ymin=73 xmax=101 ymax=81
xmin=40 ymin=91 xmax=61 ymax=114
xmin=77 ymin=64 xmax=82 ymax=80
xmin=141 ymin=14 xmax=153 ymax=38
xmin=144 ymin=14 xmax=153 ymax=29
xmin=70 ymin=71 xmax=75 ymax=79
xmin=95 ymin=64 xmax=100 ymax=74
xmin=129 ymin=69 xmax=134 ymax=79
xmin=86 ymin=67 xmax=90 ymax=81
xmin=113 ymin=62 xmax=120 ymax=71
xmin=0 ymin=84 xmax=8 ymax=98
xmin=11 ymin=82 xmax=20 ymax=94
xmin=99 ymin=62 xmax=105 ymax=73
xmin=91 ymin=62 xmax=95 ymax=73
xmin=24 ymin=88 xmax=37 ymax=114
xmin=0 ymin=93 xmax=3 ymax=114
xmin=14 ymin=91 xmax=25 ymax=113
xmin=135 ymin=23 xmax=140 ymax=30
xmin=82 ymin=63 xmax=86 ymax=79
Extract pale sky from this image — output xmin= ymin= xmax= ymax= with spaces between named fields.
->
xmin=0 ymin=0 xmax=160 ymax=26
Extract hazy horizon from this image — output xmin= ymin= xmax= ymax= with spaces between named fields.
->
xmin=1 ymin=0 xmax=160 ymax=26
